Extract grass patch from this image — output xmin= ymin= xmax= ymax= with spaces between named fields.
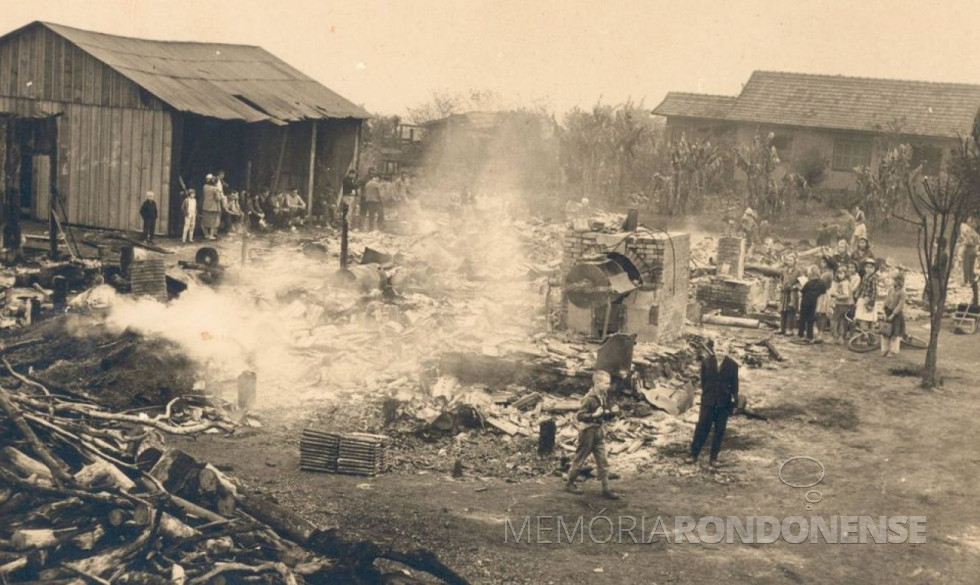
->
xmin=890 ymin=365 xmax=923 ymax=377
xmin=806 ymin=397 xmax=860 ymax=431
xmin=752 ymin=403 xmax=807 ymax=420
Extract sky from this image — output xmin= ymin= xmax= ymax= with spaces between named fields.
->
xmin=3 ymin=0 xmax=980 ymax=118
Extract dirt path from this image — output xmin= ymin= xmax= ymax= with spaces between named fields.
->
xmin=172 ymin=315 xmax=980 ymax=584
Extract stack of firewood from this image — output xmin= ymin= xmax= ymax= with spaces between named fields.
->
xmin=0 ymin=373 xmax=468 ymax=584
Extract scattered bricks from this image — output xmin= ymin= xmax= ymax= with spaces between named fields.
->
xmin=717 ymin=236 xmax=746 ymax=279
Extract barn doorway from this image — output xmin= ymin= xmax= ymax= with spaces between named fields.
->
xmin=2 ymin=116 xmax=57 ymax=222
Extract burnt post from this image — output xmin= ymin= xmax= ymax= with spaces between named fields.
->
xmin=538 ymin=418 xmax=556 ymax=456
xmin=340 ymin=203 xmax=349 ymax=269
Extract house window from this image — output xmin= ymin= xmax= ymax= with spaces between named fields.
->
xmin=912 ymin=145 xmax=942 ymax=176
xmin=832 ymin=138 xmax=872 ymax=171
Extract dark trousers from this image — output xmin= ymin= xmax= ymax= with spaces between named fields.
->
xmin=780 ymin=310 xmax=797 ymax=334
xmin=142 ymin=219 xmax=156 ymax=242
xmin=363 ymin=201 xmax=383 ymax=231
xmin=797 ymin=316 xmax=815 ymax=340
xmin=691 ymin=404 xmax=730 ymax=461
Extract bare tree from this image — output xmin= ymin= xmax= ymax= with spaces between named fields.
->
xmin=898 ymin=118 xmax=980 ymax=388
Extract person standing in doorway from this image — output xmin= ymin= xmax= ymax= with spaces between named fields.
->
xmin=139 ymin=191 xmax=158 ymax=243
xmin=564 ymin=370 xmax=620 ymax=499
xmin=181 ymin=189 xmax=197 ymax=243
xmin=689 ymin=339 xmax=739 ymax=467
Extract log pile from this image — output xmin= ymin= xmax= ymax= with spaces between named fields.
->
xmin=0 ymin=379 xmax=468 ymax=584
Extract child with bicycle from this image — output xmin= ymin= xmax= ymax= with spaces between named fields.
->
xmin=854 ymin=258 xmax=879 ymax=330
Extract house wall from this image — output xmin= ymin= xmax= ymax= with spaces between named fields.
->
xmin=59 ymin=105 xmax=172 ymax=233
xmin=0 ymin=23 xmax=172 ymax=233
xmin=732 ymin=123 xmax=958 ymax=191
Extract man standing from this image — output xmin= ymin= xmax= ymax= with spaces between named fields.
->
xmin=565 ymin=370 xmax=620 ymax=499
xmin=341 ymin=169 xmax=359 ymax=226
xmin=689 ymin=340 xmax=739 ymax=467
xmin=959 ymin=221 xmax=979 ymax=286
xmin=139 ymin=191 xmax=158 ymax=243
xmin=362 ymin=173 xmax=384 ymax=232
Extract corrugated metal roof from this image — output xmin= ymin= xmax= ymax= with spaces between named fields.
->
xmin=729 ymin=71 xmax=980 ymax=138
xmin=651 ymin=92 xmax=737 ymax=120
xmin=36 ymin=21 xmax=370 ymax=123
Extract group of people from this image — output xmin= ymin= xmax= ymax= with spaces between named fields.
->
xmin=565 ymin=337 xmax=741 ymax=498
xmin=341 ymin=168 xmax=414 ymax=232
xmin=778 ymin=214 xmax=906 ymax=356
xmin=177 ymin=171 xmax=318 ymax=243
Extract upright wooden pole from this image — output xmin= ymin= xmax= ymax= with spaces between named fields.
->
xmin=306 ymin=121 xmax=317 ymax=217
xmin=272 ymin=126 xmax=288 ymax=194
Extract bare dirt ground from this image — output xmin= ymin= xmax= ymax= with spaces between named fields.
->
xmin=172 ymin=311 xmax=980 ymax=584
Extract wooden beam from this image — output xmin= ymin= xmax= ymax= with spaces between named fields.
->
xmin=306 ymin=121 xmax=317 ymax=217
xmin=272 ymin=125 xmax=288 ymax=194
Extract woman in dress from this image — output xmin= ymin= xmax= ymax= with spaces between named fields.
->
xmin=200 ymin=174 xmax=222 ymax=240
xmin=854 ymin=258 xmax=879 ymax=330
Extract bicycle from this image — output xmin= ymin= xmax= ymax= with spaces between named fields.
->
xmin=846 ymin=312 xmax=928 ymax=353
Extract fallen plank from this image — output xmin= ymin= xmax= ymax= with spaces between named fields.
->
xmin=485 ymin=417 xmax=520 ymax=436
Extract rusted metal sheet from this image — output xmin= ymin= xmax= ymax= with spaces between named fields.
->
xmin=40 ymin=22 xmax=370 ymax=122
xmin=0 ymin=24 xmax=150 ymax=109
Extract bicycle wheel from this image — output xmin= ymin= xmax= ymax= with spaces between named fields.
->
xmin=901 ymin=335 xmax=928 ymax=350
xmin=847 ymin=331 xmax=880 ymax=353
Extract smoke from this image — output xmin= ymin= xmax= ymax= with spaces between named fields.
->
xmin=87 ymin=116 xmax=560 ymax=414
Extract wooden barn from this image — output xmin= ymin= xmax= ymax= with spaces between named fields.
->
xmin=0 ymin=21 xmax=370 ymax=236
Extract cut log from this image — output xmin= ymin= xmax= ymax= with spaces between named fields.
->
xmin=197 ymin=465 xmax=238 ymax=496
xmin=12 ymin=528 xmax=79 ymax=550
xmin=2 ymin=446 xmax=54 ymax=482
xmin=158 ymin=513 xmax=199 ymax=541
xmin=114 ymin=573 xmax=170 ymax=585
xmin=148 ymin=450 xmax=201 ymax=494
xmin=0 ymin=385 xmax=73 ymax=488
xmin=702 ymin=314 xmax=760 ymax=329
xmin=107 ymin=509 xmax=131 ymax=527
xmin=75 ymin=459 xmax=137 ymax=492
xmin=237 ymin=492 xmax=319 ymax=545
xmin=70 ymin=526 xmax=105 ymax=551
xmin=762 ymin=338 xmax=784 ymax=361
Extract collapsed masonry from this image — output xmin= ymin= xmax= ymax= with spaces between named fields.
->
xmin=562 ymin=225 xmax=690 ymax=343
xmin=696 ymin=236 xmax=772 ymax=315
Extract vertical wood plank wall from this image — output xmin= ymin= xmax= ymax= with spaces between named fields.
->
xmin=57 ymin=106 xmax=171 ymax=233
xmin=0 ymin=23 xmax=171 ymax=233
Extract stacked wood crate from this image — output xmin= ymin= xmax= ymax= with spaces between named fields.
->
xmin=300 ymin=428 xmax=387 ymax=476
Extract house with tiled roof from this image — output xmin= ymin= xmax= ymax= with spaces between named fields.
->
xmin=653 ymin=71 xmax=980 ymax=189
